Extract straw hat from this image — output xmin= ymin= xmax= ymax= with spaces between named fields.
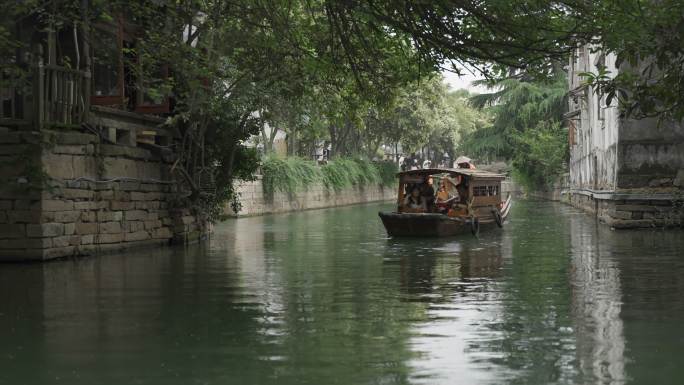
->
xmin=455 ymin=156 xmax=472 ymax=164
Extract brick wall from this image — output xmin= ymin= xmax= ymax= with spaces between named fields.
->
xmin=0 ymin=127 xmax=204 ymax=261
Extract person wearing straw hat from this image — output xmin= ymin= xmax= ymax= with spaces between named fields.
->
xmin=454 ymin=155 xmax=475 ymax=169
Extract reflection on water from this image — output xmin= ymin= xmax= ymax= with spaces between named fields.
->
xmin=1 ymin=201 xmax=683 ymax=385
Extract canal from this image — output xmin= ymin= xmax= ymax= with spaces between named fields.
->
xmin=1 ymin=200 xmax=683 ymax=385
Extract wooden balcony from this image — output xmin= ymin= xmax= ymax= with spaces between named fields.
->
xmin=1 ymin=62 xmax=176 ymax=147
xmin=36 ymin=64 xmax=89 ymax=128
xmin=1 ymin=63 xmax=88 ymax=129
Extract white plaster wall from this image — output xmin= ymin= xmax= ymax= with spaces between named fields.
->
xmin=568 ymin=46 xmax=620 ymax=191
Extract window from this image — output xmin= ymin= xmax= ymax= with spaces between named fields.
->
xmin=487 ymin=185 xmax=499 ymax=196
xmin=473 ymin=186 xmax=488 ymax=196
xmin=134 ymin=63 xmax=170 ymax=114
xmin=91 ymin=21 xmax=124 ymax=105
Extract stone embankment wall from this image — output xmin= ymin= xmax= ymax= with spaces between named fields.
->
xmin=566 ymin=192 xmax=683 ymax=229
xmin=227 ymin=177 xmax=395 ymax=216
xmin=0 ymin=128 xmax=204 ymax=261
xmin=528 ymin=175 xmax=568 ymax=201
xmin=229 ymin=176 xmax=522 ymax=217
xmin=501 ymin=179 xmax=523 ymax=198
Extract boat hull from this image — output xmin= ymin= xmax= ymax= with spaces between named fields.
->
xmin=379 ymin=196 xmax=512 ymax=237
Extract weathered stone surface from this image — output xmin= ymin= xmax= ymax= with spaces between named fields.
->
xmin=60 ymin=188 xmax=95 ymax=200
xmin=0 ymin=238 xmax=52 ymax=249
xmin=0 ymin=239 xmax=27 ymax=249
xmin=135 ymin=201 xmax=161 ymax=210
xmin=98 ymin=233 xmax=123 ymax=244
xmin=100 ymin=222 xmax=122 ymax=234
xmin=124 ymin=231 xmax=150 ymax=242
xmin=49 ymin=130 xmax=98 ymax=145
xmin=43 ymin=246 xmax=75 ymax=259
xmin=0 ymin=144 xmax=29 ymax=155
xmin=152 ymin=227 xmax=173 ymax=239
xmin=0 ymin=224 xmax=25 ymax=238
xmin=226 ymin=180 xmax=395 ymax=217
xmin=98 ymin=190 xmax=114 ymax=200
xmin=75 ymin=222 xmax=98 ymax=235
xmin=13 ymin=200 xmax=33 ymax=210
xmin=80 ymin=211 xmax=97 ymax=222
xmin=52 ymin=235 xmax=72 ymax=248
xmin=140 ymin=183 xmax=162 ymax=192
xmin=125 ymin=210 xmax=147 ymax=221
xmin=1 ymin=140 xmax=206 ymax=260
xmin=81 ymin=234 xmax=94 ymax=245
xmin=52 ymin=145 xmax=89 ymax=155
xmin=100 ymin=144 xmax=152 ymax=160
xmin=130 ymin=192 xmax=147 ymax=201
xmin=648 ymin=178 xmax=672 ymax=187
xmin=9 ymin=210 xmax=41 ymax=223
xmin=674 ymin=169 xmax=684 ymax=187
xmin=26 ymin=223 xmax=63 ymax=237
xmin=110 ymin=201 xmax=135 ymax=210
xmin=126 ymin=221 xmax=145 ymax=232
xmin=614 ymin=204 xmax=657 ymax=212
xmin=137 ymin=162 xmax=162 ymax=180
xmin=0 ymin=132 xmax=21 ymax=144
xmin=102 ymin=157 xmax=139 ymax=179
xmin=54 ymin=210 xmax=81 ymax=223
xmin=73 ymin=201 xmax=107 ymax=210
xmin=144 ymin=220 xmax=162 ymax=230
xmin=113 ymin=191 xmax=131 ymax=201
xmin=39 ymin=200 xmax=75 ymax=212
xmin=97 ymin=211 xmax=123 ymax=222
xmin=42 ymin=153 xmax=75 ymax=179
xmin=71 ymin=156 xmax=98 ymax=178
xmin=25 ymin=238 xmax=53 ymax=249
xmin=64 ymin=223 xmax=76 ymax=235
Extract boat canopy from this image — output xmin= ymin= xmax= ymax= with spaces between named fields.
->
xmin=397 ymin=168 xmax=505 ymax=180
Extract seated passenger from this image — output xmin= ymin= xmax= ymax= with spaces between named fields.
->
xmin=436 ymin=180 xmax=450 ymax=203
xmin=420 ymin=177 xmax=436 ymax=212
xmin=403 ymin=187 xmax=427 ymax=212
xmin=435 ymin=182 xmax=451 ymax=214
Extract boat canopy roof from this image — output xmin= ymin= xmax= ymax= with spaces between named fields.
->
xmin=397 ymin=168 xmax=506 ymax=180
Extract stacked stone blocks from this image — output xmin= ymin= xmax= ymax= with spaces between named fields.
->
xmin=0 ymin=127 xmax=204 ymax=261
xmin=567 ymin=193 xmax=684 ymax=228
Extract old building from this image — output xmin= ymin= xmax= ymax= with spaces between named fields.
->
xmin=565 ymin=45 xmax=684 ymax=227
xmin=0 ymin=6 xmax=205 ymax=261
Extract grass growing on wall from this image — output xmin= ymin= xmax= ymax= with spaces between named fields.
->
xmin=261 ymin=156 xmax=397 ymax=196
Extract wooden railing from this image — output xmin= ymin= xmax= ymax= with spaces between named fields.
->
xmin=1 ymin=61 xmax=30 ymax=124
xmin=0 ymin=83 xmax=21 ymax=121
xmin=34 ymin=64 xmax=88 ymax=128
xmin=1 ymin=63 xmax=89 ymax=129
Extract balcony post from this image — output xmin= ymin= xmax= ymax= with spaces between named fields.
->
xmin=33 ymin=45 xmax=44 ymax=131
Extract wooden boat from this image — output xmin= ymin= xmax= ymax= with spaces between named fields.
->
xmin=379 ymin=168 xmax=512 ymax=237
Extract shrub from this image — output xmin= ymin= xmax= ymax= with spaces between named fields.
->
xmin=261 ymin=156 xmax=397 ymax=195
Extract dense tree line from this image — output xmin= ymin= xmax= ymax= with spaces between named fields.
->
xmin=464 ymin=71 xmax=569 ymax=190
xmin=3 ymin=0 xmax=683 ymax=215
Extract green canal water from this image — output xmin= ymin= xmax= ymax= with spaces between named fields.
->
xmin=2 ymin=200 xmax=684 ymax=385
